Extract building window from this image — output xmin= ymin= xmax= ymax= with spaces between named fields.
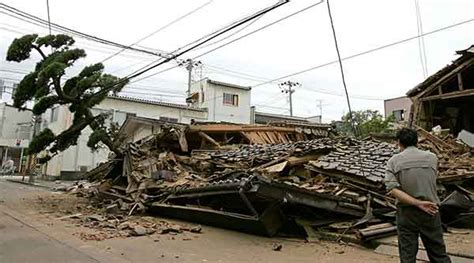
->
xmin=50 ymin=106 xmax=59 ymax=123
xmin=159 ymin=116 xmax=178 ymax=123
xmin=392 ymin=109 xmax=404 ymax=121
xmin=223 ymin=93 xmax=239 ymax=106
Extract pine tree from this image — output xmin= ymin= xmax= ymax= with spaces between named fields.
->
xmin=7 ymin=34 xmax=128 ymax=163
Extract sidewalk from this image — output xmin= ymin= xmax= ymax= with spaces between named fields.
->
xmin=1 ymin=175 xmax=78 ymax=191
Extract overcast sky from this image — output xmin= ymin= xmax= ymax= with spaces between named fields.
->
xmin=1 ymin=0 xmax=473 ymax=122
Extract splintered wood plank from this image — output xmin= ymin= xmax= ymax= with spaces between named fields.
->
xmin=266 ymin=131 xmax=279 ymax=144
xmin=198 ymin=132 xmax=221 ymax=148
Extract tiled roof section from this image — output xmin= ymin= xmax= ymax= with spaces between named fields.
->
xmin=107 ymin=95 xmax=206 ymax=112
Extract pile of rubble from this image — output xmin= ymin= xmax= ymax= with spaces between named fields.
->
xmin=416 ymin=125 xmax=474 ymax=183
xmin=35 ymin=191 xmax=202 ymax=242
xmin=80 ymin=124 xmax=473 ymax=243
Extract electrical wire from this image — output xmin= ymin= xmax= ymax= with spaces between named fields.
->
xmin=326 ymin=0 xmax=367 ymax=183
xmin=326 ymin=0 xmax=356 ymax=134
xmin=205 ymin=64 xmax=270 ymax=82
xmin=119 ymin=1 xmax=289 ymax=86
xmin=193 ymin=14 xmax=264 ymax=51
xmin=0 ymin=22 xmax=159 ymax=61
xmin=0 ymin=4 xmax=164 ymax=58
xmin=414 ymin=0 xmax=428 ymax=78
xmin=100 ymin=0 xmax=213 ymax=63
xmin=129 ymin=0 xmax=324 ymax=85
xmin=191 ymin=0 xmax=325 ymax=60
xmin=252 ymin=17 xmax=474 ymax=88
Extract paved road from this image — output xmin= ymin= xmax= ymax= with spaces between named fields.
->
xmin=0 ymin=179 xmax=105 ymax=263
xmin=0 ymin=178 xmax=399 ymax=263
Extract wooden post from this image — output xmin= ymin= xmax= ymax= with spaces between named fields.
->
xmin=19 ymin=147 xmax=24 ymax=173
xmin=457 ymin=73 xmax=464 ymax=91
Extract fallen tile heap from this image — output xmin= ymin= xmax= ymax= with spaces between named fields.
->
xmin=79 ymin=124 xmax=473 ymax=243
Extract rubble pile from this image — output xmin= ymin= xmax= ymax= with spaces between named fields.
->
xmin=416 ymin=126 xmax=474 ymax=183
xmin=81 ymin=124 xmax=473 ymax=243
xmin=35 ymin=192 xmax=202 ymax=241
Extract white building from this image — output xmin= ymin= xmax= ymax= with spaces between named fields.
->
xmin=42 ymin=95 xmax=207 ymax=178
xmin=384 ymin=96 xmax=412 ymax=122
xmin=0 ymin=102 xmax=32 ymax=172
xmin=189 ymin=78 xmax=252 ymax=124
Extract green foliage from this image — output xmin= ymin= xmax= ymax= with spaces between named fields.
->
xmin=12 ymin=72 xmax=38 ymax=108
xmin=32 ymin=95 xmax=59 ymax=115
xmin=6 ymin=34 xmax=129 ymax=161
xmin=6 ymin=34 xmax=38 ymax=62
xmin=338 ymin=110 xmax=394 ymax=137
xmin=35 ymin=34 xmax=75 ymax=49
xmin=87 ymin=129 xmax=108 ymax=150
xmin=28 ymin=129 xmax=55 ymax=155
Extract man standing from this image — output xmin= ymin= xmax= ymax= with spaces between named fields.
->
xmin=385 ymin=128 xmax=451 ymax=263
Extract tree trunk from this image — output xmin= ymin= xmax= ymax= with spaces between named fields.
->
xmin=85 ymin=109 xmax=122 ymax=157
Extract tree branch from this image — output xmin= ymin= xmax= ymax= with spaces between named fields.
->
xmin=84 ymin=109 xmax=121 ymax=156
xmin=32 ymin=45 xmax=47 ymax=60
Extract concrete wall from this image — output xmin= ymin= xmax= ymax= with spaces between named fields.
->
xmin=99 ymin=97 xmax=207 ymax=124
xmin=0 ymin=103 xmax=32 ymax=145
xmin=384 ymin=96 xmax=412 ymax=121
xmin=0 ymin=103 xmax=32 ymax=171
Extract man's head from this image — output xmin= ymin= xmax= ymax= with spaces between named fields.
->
xmin=396 ymin=128 xmax=418 ymax=150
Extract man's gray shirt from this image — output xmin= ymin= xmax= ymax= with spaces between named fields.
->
xmin=384 ymin=146 xmax=440 ymax=204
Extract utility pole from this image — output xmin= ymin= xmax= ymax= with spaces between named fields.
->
xmin=179 ymin=59 xmax=202 ymax=96
xmin=23 ymin=0 xmax=50 ymax=182
xmin=279 ymin=81 xmax=300 ymax=116
xmin=316 ymin=99 xmax=323 ymax=118
xmin=46 ymin=0 xmax=52 ymax=36
xmin=22 ymin=115 xmax=41 ymax=182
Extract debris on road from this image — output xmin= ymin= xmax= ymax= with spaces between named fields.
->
xmin=64 ymin=122 xmax=473 ymax=243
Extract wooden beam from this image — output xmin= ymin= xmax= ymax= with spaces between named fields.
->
xmin=287 ymin=154 xmax=322 ymax=167
xmin=189 ymin=125 xmax=295 ymax=133
xmin=239 ymin=131 xmax=253 ymax=144
xmin=415 ymin=58 xmax=474 ymax=100
xmin=414 ymin=125 xmax=454 ymax=150
xmin=458 ymin=73 xmax=464 ymax=91
xmin=438 ymin=86 xmax=442 ymax=95
xmin=419 ymin=88 xmax=474 ymax=102
xmin=198 ymin=132 xmax=221 ymax=148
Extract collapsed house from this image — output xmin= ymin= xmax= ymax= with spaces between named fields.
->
xmin=85 ymin=120 xmax=474 ymax=242
xmin=407 ymin=45 xmax=474 ymax=137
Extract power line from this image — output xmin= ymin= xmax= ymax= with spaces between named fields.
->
xmin=205 ymin=64 xmax=269 ymax=82
xmin=327 ymin=0 xmax=354 ymax=131
xmin=193 ymin=14 xmax=264 ymax=51
xmin=414 ymin=0 xmax=428 ymax=78
xmin=46 ymin=0 xmax=52 ymax=36
xmin=100 ymin=0 xmax=213 ymax=63
xmin=129 ymin=65 xmax=181 ymax=84
xmin=252 ymin=17 xmax=474 ymax=87
xmin=191 ymin=0 xmax=325 ymax=60
xmin=0 ymin=23 xmax=159 ymax=61
xmin=0 ymin=69 xmax=30 ymax=74
xmin=0 ymin=3 xmax=164 ymax=58
xmin=130 ymin=0 xmax=324 ymax=84
xmin=119 ymin=1 xmax=289 ymax=86
xmin=326 ymin=0 xmax=367 ymax=181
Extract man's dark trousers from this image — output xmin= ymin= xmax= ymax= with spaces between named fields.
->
xmin=396 ymin=206 xmax=451 ymax=263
